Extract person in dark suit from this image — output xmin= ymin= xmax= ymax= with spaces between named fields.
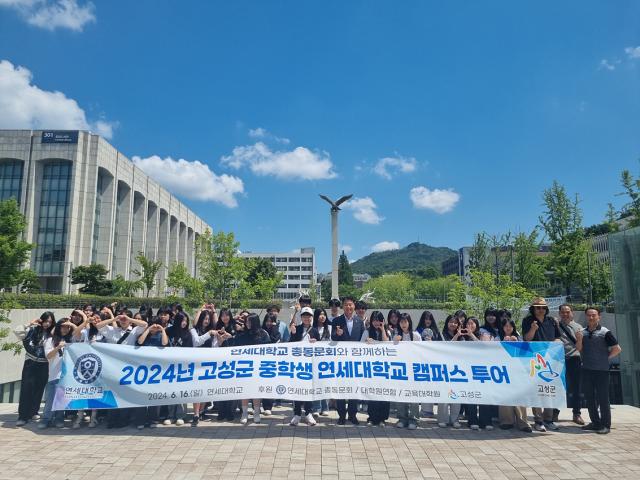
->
xmin=330 ymin=296 xmax=365 ymax=425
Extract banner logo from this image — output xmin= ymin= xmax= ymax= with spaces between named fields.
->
xmin=529 ymin=353 xmax=559 ymax=383
xmin=73 ymin=353 xmax=102 ymax=384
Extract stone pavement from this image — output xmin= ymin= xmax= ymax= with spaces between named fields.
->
xmin=1 ymin=403 xmax=640 ymax=480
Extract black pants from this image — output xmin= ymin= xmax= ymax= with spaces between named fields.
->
xmin=367 ymin=401 xmax=390 ymax=424
xmin=583 ymin=369 xmax=611 ymax=428
xmin=465 ymin=404 xmax=492 ymax=428
xmin=217 ymin=400 xmax=235 ymax=420
xmin=107 ymin=408 xmax=132 ymax=428
xmin=18 ymin=359 xmax=49 ymax=421
xmin=565 ymin=356 xmax=583 ymax=414
xmin=133 ymin=406 xmax=160 ymax=426
xmin=336 ymin=399 xmax=358 ymax=420
xmin=293 ymin=401 xmax=313 ymax=416
xmin=262 ymin=399 xmax=274 ymax=411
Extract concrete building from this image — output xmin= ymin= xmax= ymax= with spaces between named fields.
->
xmin=0 ymin=130 xmax=209 ymax=295
xmin=240 ymin=247 xmax=316 ymax=300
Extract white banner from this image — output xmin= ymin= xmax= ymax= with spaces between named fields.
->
xmin=52 ymin=341 xmax=567 ymax=410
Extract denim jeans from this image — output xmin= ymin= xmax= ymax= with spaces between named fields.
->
xmin=42 ymin=379 xmax=64 ymax=425
xmin=313 ymin=399 xmax=329 ymax=412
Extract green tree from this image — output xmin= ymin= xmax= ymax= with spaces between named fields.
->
xmin=513 ymin=229 xmax=546 ymax=291
xmin=196 ymin=229 xmax=247 ymax=305
xmin=166 ymin=262 xmax=204 ymax=305
xmin=132 ymin=251 xmax=163 ymax=297
xmin=69 ymin=264 xmax=113 ymax=295
xmin=338 ymin=250 xmax=354 ymax=286
xmin=539 ymin=181 xmax=588 ymax=296
xmin=620 ymin=165 xmax=640 ymax=228
xmin=18 ymin=268 xmax=41 ymax=293
xmin=363 ymin=273 xmax=414 ymax=303
xmin=465 ymin=270 xmax=535 ymax=322
xmin=0 ymin=298 xmax=22 ymax=354
xmin=0 ymin=198 xmax=34 ymax=288
xmin=414 ymin=275 xmax=459 ymax=302
xmin=591 ymin=261 xmax=612 ymax=304
xmin=605 ymin=203 xmax=620 ymax=233
xmin=243 ymin=257 xmax=282 ymax=301
xmin=468 ymin=233 xmax=492 ymax=273
xmin=111 ymin=275 xmax=143 ymax=297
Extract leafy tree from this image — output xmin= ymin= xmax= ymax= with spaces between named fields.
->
xmin=132 ymin=251 xmax=163 ymax=297
xmin=605 ymin=203 xmax=620 ymax=233
xmin=362 ymin=273 xmax=415 ymax=303
xmin=338 ymin=250 xmax=354 ymax=286
xmin=0 ymin=198 xmax=34 ymax=288
xmin=461 ymin=270 xmax=535 ymax=322
xmin=591 ymin=260 xmax=612 ymax=304
xmin=18 ymin=268 xmax=41 ymax=293
xmin=0 ymin=297 xmax=22 ymax=354
xmin=243 ymin=257 xmax=282 ymax=301
xmin=513 ymin=229 xmax=546 ymax=291
xmin=414 ymin=275 xmax=459 ymax=302
xmin=468 ymin=233 xmax=492 ymax=273
xmin=619 ymin=165 xmax=640 ymax=228
xmin=166 ymin=262 xmax=204 ymax=305
xmin=539 ymin=181 xmax=588 ymax=296
xmin=196 ymin=229 xmax=246 ymax=305
xmin=111 ymin=275 xmax=143 ymax=297
xmin=69 ymin=264 xmax=113 ymax=295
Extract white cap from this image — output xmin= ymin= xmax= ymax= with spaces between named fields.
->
xmin=300 ymin=307 xmax=314 ymax=316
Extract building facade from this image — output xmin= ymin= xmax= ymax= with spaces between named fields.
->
xmin=240 ymin=247 xmax=316 ymax=300
xmin=0 ymin=130 xmax=209 ymax=295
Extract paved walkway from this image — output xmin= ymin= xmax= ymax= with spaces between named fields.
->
xmin=1 ymin=403 xmax=639 ymax=480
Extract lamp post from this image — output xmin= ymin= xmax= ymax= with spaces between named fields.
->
xmin=319 ymin=194 xmax=353 ymax=299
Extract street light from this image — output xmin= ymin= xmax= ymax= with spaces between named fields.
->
xmin=319 ymin=194 xmax=353 ymax=299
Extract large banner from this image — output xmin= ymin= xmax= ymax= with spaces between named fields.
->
xmin=52 ymin=341 xmax=567 ymax=410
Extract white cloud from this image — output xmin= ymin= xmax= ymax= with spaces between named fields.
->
xmin=220 ymin=141 xmax=336 ymax=181
xmin=0 ymin=59 xmax=116 ymax=138
xmin=371 ymin=241 xmax=400 ymax=253
xmin=132 ymin=155 xmax=244 ymax=208
xmin=599 ymin=59 xmax=617 ymax=71
xmin=343 ymin=196 xmax=384 ymax=225
xmin=0 ymin=0 xmax=95 ymax=31
xmin=625 ymin=46 xmax=640 ymax=59
xmin=248 ymin=127 xmax=290 ymax=145
xmin=339 ymin=244 xmax=352 ymax=255
xmin=373 ymin=155 xmax=417 ymax=179
xmin=410 ymin=186 xmax=460 ymax=214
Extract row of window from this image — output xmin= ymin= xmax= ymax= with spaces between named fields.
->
xmin=274 ymin=257 xmax=313 ymax=263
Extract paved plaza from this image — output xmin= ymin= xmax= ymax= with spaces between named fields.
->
xmin=1 ymin=403 xmax=639 ymax=480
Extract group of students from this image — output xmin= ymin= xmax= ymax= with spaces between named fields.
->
xmin=13 ymin=295 xmax=620 ymax=434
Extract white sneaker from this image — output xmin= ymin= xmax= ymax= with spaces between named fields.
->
xmin=290 ymin=415 xmax=301 ymax=426
xmin=306 ymin=413 xmax=317 ymax=426
xmin=470 ymin=424 xmax=479 ymax=431
xmin=545 ymin=422 xmax=559 ymax=431
xmin=253 ymin=413 xmax=261 ymax=424
xmin=320 ymin=410 xmax=329 ymax=416
xmin=452 ymin=422 xmax=461 ymax=429
xmin=534 ymin=423 xmax=547 ymax=432
xmin=438 ymin=422 xmax=448 ymax=428
xmin=485 ymin=425 xmax=494 ymax=431
xmin=248 ymin=407 xmax=254 ymax=415
xmin=312 ymin=412 xmax=319 ymax=419
xmin=162 ymin=419 xmax=171 ymax=426
xmin=240 ymin=412 xmax=249 ymax=425
xmin=175 ymin=419 xmax=185 ymax=426
xmin=137 ymin=424 xmax=144 ymax=430
xmin=31 ymin=414 xmax=41 ymax=421
xmin=396 ymin=421 xmax=406 ymax=428
xmin=263 ymin=410 xmax=272 ymax=416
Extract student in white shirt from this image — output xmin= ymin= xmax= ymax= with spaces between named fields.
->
xmin=393 ymin=313 xmax=421 ymax=429
xmin=38 ymin=319 xmax=77 ymax=429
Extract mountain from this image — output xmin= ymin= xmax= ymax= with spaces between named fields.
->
xmin=349 ymin=242 xmax=457 ymax=277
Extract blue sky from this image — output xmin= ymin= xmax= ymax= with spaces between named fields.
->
xmin=1 ymin=1 xmax=639 ymax=272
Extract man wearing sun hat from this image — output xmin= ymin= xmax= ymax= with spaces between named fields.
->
xmin=522 ymin=297 xmax=562 ymax=432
